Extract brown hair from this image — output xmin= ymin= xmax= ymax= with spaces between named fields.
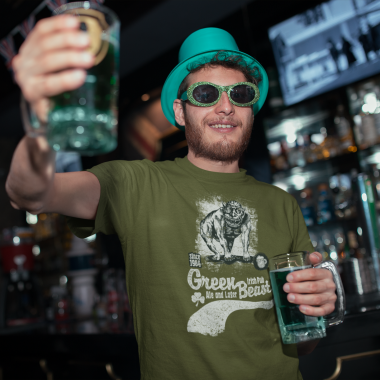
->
xmin=177 ymin=50 xmax=262 ymax=99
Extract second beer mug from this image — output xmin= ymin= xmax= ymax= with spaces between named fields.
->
xmin=48 ymin=1 xmax=120 ymax=156
xmin=269 ymin=251 xmax=345 ymax=344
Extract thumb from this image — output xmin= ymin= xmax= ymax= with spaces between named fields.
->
xmin=309 ymin=251 xmax=323 ymax=265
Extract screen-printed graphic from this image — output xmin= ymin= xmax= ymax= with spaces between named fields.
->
xmin=186 ymin=197 xmax=273 ymax=337
xmin=196 ymin=198 xmax=258 ymax=266
xmin=200 ymin=201 xmax=253 ymax=263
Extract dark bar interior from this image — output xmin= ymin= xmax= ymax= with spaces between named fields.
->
xmin=0 ymin=0 xmax=380 ymax=379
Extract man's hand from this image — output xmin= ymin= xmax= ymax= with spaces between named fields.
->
xmin=283 ymin=252 xmax=337 ymax=316
xmin=12 ymin=15 xmax=95 ymax=122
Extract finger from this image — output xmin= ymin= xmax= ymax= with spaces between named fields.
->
xmin=28 ymin=30 xmax=90 ymax=59
xmin=20 ymin=16 xmax=79 ymax=57
xmin=287 ymin=291 xmax=337 ymax=306
xmin=25 ymin=69 xmax=87 ymax=101
xmin=284 ymin=278 xmax=336 ymax=294
xmin=32 ymin=51 xmax=94 ymax=76
xmin=298 ymin=303 xmax=336 ymax=317
xmin=286 ymin=267 xmax=332 ymax=283
xmin=309 ymin=251 xmax=323 ymax=265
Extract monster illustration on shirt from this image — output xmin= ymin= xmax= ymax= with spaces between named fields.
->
xmin=200 ymin=201 xmax=252 ymax=261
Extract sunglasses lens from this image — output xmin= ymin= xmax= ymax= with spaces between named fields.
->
xmin=230 ymin=85 xmax=256 ymax=104
xmin=192 ymin=85 xmax=219 ymax=104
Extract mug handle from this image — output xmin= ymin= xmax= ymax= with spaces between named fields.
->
xmin=20 ymin=95 xmax=47 ymax=137
xmin=313 ymin=261 xmax=346 ymax=327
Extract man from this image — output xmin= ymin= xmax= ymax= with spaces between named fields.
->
xmin=7 ymin=16 xmax=337 ymax=380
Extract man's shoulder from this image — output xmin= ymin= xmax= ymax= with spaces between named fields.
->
xmin=88 ymin=158 xmax=179 ymax=179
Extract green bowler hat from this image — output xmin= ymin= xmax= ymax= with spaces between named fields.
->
xmin=161 ymin=27 xmax=269 ymax=131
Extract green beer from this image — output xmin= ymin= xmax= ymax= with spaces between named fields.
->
xmin=48 ymin=2 xmax=119 ymax=156
xmin=270 ymin=266 xmax=326 ymax=344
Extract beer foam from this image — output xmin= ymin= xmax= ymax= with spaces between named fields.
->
xmin=270 ymin=265 xmax=311 ymax=273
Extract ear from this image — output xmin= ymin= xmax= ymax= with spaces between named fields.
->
xmin=173 ymin=99 xmax=185 ymax=127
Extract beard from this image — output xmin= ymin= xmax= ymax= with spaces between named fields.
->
xmin=184 ymin=113 xmax=253 ymax=164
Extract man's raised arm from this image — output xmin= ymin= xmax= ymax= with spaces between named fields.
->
xmin=5 ymin=15 xmax=100 ymax=220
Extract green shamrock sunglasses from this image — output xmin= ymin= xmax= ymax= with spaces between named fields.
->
xmin=180 ymin=81 xmax=260 ymax=107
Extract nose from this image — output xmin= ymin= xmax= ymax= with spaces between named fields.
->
xmin=214 ymin=91 xmax=234 ymax=116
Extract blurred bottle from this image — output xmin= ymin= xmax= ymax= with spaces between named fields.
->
xmin=352 ymin=114 xmax=364 ymax=146
xmin=288 ymin=137 xmax=306 ymax=168
xmin=330 ymin=174 xmax=355 ymax=219
xmin=29 ymin=213 xmax=59 ymax=241
xmin=308 ymin=231 xmax=321 ymax=252
xmin=303 ymin=134 xmax=318 ymax=163
xmin=273 ymin=140 xmax=289 ymax=171
xmin=361 ymin=113 xmax=377 ymax=147
xmin=333 ymin=229 xmax=346 ymax=268
xmin=317 ymin=184 xmax=335 ymax=224
xmin=350 ymin=85 xmax=378 ymax=148
xmin=334 ymin=105 xmax=355 ymax=153
xmin=67 ymin=235 xmax=98 ymax=318
xmin=347 ymin=230 xmax=362 ymax=258
xmin=50 ymin=285 xmax=70 ymax=333
xmin=370 ymin=164 xmax=380 ymax=210
xmin=320 ymin=133 xmax=340 ymax=159
xmin=299 ymin=188 xmax=316 ymax=227
xmin=105 ymin=270 xmax=119 ymax=319
xmin=51 ymin=285 xmax=70 ymax=321
xmin=287 ymin=142 xmax=297 ymax=168
xmin=117 ymin=270 xmax=134 ymax=333
xmin=319 ymin=230 xmax=334 ymax=261
xmin=343 ymin=230 xmax=378 ymax=294
xmin=371 ymin=166 xmax=380 ymax=238
xmin=373 ymin=85 xmax=380 ymax=135
xmin=0 ymin=228 xmax=44 ymax=329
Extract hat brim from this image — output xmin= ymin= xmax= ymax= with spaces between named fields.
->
xmin=161 ymin=49 xmax=269 ymax=131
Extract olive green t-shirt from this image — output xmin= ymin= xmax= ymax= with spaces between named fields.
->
xmin=67 ymin=157 xmax=313 ymax=380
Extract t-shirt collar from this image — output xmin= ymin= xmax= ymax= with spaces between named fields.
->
xmin=175 ymin=156 xmax=248 ymax=183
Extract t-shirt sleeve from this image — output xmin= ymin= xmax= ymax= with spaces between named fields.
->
xmin=290 ymin=200 xmax=314 ymax=253
xmin=66 ymin=161 xmax=131 ymax=239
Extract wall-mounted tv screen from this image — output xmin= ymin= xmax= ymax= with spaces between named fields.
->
xmin=268 ymin=0 xmax=380 ymax=106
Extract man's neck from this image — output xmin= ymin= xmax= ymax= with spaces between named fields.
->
xmin=187 ymin=150 xmax=240 ymax=173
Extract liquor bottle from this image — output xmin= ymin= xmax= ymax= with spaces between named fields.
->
xmin=373 ymin=85 xmax=380 ymax=136
xmin=303 ymin=134 xmax=317 ymax=163
xmin=299 ymin=188 xmax=316 ymax=226
xmin=361 ymin=113 xmax=377 ymax=147
xmin=331 ymin=173 xmax=355 ymax=219
xmin=320 ymin=133 xmax=340 ymax=158
xmin=317 ymin=184 xmax=334 ymax=224
xmin=296 ymin=136 xmax=307 ymax=167
xmin=308 ymin=231 xmax=320 ymax=252
xmin=273 ymin=140 xmax=289 ymax=171
xmin=334 ymin=105 xmax=355 ymax=152
xmin=347 ymin=230 xmax=362 ymax=258
xmin=0 ymin=228 xmax=44 ymax=328
xmin=352 ymin=114 xmax=364 ymax=146
xmin=371 ymin=165 xmax=380 ymax=221
xmin=287 ymin=142 xmax=297 ymax=168
xmin=346 ymin=230 xmax=378 ymax=293
xmin=287 ymin=139 xmax=306 ymax=168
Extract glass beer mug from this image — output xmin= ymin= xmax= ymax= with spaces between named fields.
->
xmin=22 ymin=1 xmax=120 ymax=156
xmin=269 ymin=251 xmax=345 ymax=344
